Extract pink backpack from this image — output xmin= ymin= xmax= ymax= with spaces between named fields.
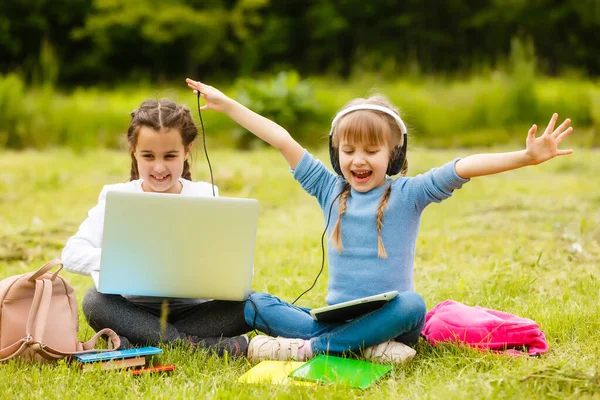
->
xmin=422 ymin=300 xmax=548 ymax=356
xmin=0 ymin=259 xmax=120 ymax=362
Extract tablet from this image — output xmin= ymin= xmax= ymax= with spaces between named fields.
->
xmin=310 ymin=291 xmax=399 ymax=323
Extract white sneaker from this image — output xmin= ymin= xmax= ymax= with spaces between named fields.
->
xmin=248 ymin=335 xmax=309 ymax=362
xmin=363 ymin=340 xmax=416 ymax=364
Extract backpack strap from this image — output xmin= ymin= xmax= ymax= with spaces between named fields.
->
xmin=34 ymin=328 xmax=121 ymax=360
xmin=82 ymin=328 xmax=121 ymax=351
xmin=0 ymin=340 xmax=29 ymax=362
xmin=28 ymin=258 xmax=63 ymax=282
xmin=28 ymin=279 xmax=53 ymax=343
xmin=23 ymin=279 xmax=67 ymax=361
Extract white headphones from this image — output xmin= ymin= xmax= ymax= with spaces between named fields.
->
xmin=330 ymin=104 xmax=407 ymax=134
xmin=328 ymin=104 xmax=408 ymax=176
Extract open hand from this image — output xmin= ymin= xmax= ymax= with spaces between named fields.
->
xmin=525 ymin=113 xmax=574 ymax=165
xmin=185 ymin=78 xmax=233 ymax=113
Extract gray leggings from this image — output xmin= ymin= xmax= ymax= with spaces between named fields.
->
xmin=82 ymin=287 xmax=250 ymax=346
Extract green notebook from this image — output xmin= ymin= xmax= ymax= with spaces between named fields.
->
xmin=288 ymin=355 xmax=393 ymax=389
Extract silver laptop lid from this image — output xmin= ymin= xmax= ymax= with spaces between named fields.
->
xmin=98 ymin=191 xmax=258 ymax=301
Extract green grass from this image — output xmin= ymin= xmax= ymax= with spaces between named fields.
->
xmin=0 ymin=146 xmax=599 ymax=399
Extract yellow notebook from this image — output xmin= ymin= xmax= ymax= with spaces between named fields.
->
xmin=238 ymin=361 xmax=313 ymax=385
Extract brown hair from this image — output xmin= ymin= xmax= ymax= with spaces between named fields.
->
xmin=330 ymin=95 xmax=408 ymax=258
xmin=127 ymin=99 xmax=197 ymax=181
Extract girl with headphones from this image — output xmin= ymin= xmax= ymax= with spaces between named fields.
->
xmin=186 ymin=78 xmax=574 ymax=364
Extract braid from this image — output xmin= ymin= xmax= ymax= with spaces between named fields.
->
xmin=330 ymin=183 xmax=351 ymax=253
xmin=130 ymin=152 xmax=139 ymax=181
xmin=157 ymin=101 xmax=163 ymax=126
xmin=400 ymin=157 xmax=408 ymax=176
xmin=376 ymin=183 xmax=393 ymax=258
xmin=182 ymin=159 xmax=192 ymax=180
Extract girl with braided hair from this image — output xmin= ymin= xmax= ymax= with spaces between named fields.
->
xmin=62 ymin=99 xmax=251 ymax=356
xmin=186 ymin=78 xmax=574 ymax=364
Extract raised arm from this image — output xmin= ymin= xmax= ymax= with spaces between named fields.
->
xmin=455 ymin=114 xmax=573 ymax=179
xmin=186 ymin=78 xmax=305 ymax=169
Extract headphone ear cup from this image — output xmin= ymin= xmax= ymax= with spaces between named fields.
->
xmin=386 ymin=133 xmax=408 ymax=175
xmin=386 ymin=147 xmax=403 ymax=175
xmin=329 ymin=134 xmax=343 ymax=175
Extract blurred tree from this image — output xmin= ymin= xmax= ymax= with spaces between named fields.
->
xmin=68 ymin=0 xmax=275 ymax=82
xmin=71 ymin=0 xmax=228 ymax=83
xmin=0 ymin=0 xmax=92 ymax=83
xmin=1 ymin=0 xmax=600 ymax=84
xmin=467 ymin=0 xmax=600 ymax=75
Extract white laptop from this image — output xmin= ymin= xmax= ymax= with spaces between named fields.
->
xmin=95 ymin=191 xmax=259 ymax=301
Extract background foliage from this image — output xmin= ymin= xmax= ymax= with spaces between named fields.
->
xmin=1 ymin=1 xmax=599 ymax=150
xmin=1 ymin=68 xmax=599 ymax=150
xmin=2 ymin=0 xmax=600 ymax=83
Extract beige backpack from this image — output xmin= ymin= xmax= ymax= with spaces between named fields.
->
xmin=0 ymin=259 xmax=120 ymax=362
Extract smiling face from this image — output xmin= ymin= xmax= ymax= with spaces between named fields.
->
xmin=133 ymin=126 xmax=190 ymax=194
xmin=333 ymin=106 xmax=402 ymax=193
xmin=338 ymin=140 xmax=391 ymax=192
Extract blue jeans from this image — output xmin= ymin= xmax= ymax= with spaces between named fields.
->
xmin=244 ymin=291 xmax=426 ymax=354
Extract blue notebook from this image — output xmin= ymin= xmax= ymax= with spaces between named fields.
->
xmin=74 ymin=346 xmax=163 ymax=363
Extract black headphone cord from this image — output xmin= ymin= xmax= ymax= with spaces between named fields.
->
xmin=197 ymin=91 xmax=216 ymax=197
xmin=291 ymin=189 xmax=343 ymax=305
xmin=245 ymin=188 xmax=343 ymax=336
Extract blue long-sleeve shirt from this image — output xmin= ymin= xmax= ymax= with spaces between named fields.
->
xmin=293 ymin=150 xmax=470 ymax=305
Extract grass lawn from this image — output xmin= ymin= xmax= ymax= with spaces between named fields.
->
xmin=0 ymin=145 xmax=598 ymax=399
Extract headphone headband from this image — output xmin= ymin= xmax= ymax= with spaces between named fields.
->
xmin=330 ymin=104 xmax=407 ymax=134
